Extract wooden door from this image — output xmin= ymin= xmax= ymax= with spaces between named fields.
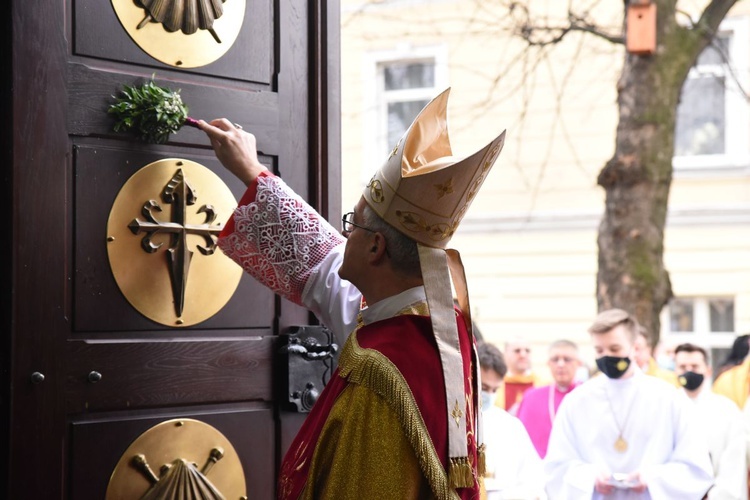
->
xmin=3 ymin=1 xmax=340 ymax=498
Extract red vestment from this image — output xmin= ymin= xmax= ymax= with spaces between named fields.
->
xmin=218 ymin=173 xmax=482 ymax=499
xmin=502 ymin=374 xmax=536 ymax=413
xmin=278 ymin=311 xmax=480 ymax=499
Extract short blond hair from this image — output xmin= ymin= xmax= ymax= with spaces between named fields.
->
xmin=588 ymin=308 xmax=640 ymax=342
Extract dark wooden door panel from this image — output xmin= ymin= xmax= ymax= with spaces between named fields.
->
xmin=67 ymin=63 xmax=282 ymax=152
xmin=64 ymin=338 xmax=273 ymax=413
xmin=72 ymin=142 xmax=276 ymax=332
xmin=72 ymin=0 xmax=273 ymax=83
xmin=69 ymin=404 xmax=275 ymax=500
xmin=7 ymin=0 xmax=340 ymax=497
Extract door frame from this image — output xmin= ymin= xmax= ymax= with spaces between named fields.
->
xmin=3 ymin=1 xmax=341 ymax=497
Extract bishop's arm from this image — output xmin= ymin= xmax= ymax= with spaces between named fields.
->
xmin=199 ymin=119 xmax=361 ymax=341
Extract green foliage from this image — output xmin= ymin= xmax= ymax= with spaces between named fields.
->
xmin=108 ymin=77 xmax=189 ymax=144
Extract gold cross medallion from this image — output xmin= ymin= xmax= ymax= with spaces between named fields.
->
xmin=614 ymin=436 xmax=628 ymax=453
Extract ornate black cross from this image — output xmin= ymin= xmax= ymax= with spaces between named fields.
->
xmin=128 ymin=168 xmax=223 ymax=318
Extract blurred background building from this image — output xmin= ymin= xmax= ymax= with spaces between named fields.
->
xmin=339 ymin=0 xmax=750 ymax=377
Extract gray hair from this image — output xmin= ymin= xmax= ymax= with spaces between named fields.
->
xmin=361 ymin=203 xmax=421 ymax=279
xmin=548 ymin=339 xmax=579 ymax=354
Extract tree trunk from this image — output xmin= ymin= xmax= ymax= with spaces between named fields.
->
xmin=597 ymin=1 xmax=703 ymax=346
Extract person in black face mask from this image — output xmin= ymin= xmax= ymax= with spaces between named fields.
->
xmin=674 ymin=343 xmax=747 ymax=500
xmin=544 ymin=308 xmax=714 ymax=499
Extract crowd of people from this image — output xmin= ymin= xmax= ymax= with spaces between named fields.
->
xmin=479 ymin=310 xmax=749 ymax=500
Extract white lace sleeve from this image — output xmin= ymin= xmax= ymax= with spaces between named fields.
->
xmin=218 ymin=175 xmax=347 ymax=306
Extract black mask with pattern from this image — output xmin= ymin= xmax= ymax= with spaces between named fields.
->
xmin=596 ymin=356 xmax=631 ymax=379
xmin=678 ymin=371 xmax=705 ymax=391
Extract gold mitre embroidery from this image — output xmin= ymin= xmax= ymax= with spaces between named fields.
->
xmin=363 ymin=88 xmax=506 ymax=249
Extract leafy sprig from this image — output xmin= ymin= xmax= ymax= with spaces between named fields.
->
xmin=108 ymin=77 xmax=194 ymax=144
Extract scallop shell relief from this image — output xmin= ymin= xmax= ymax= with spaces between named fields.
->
xmin=136 ymin=0 xmax=226 ymax=42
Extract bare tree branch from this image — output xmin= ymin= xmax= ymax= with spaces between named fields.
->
xmin=697 ymin=0 xmax=740 ymax=38
xmin=567 ymin=13 xmax=625 ymax=44
xmin=510 ymin=3 xmax=624 ymax=47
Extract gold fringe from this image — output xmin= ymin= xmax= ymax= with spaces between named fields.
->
xmin=339 ymin=332 xmax=460 ymax=500
xmin=448 ymin=457 xmax=474 ymax=489
xmin=477 ymin=443 xmax=486 ymax=477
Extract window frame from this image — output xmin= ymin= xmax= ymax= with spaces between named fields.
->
xmin=660 ymin=296 xmax=737 ymax=374
xmin=361 ymin=44 xmax=448 ymax=184
xmin=673 ymin=16 xmax=750 ymax=174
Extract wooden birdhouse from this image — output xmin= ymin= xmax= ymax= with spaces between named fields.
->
xmin=627 ymin=0 xmax=657 ymax=55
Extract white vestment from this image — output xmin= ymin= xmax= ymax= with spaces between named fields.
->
xmin=484 ymin=407 xmax=546 ymax=499
xmin=689 ymin=388 xmax=747 ymax=500
xmin=743 ymin=400 xmax=750 ymax=471
xmin=544 ymin=367 xmax=714 ymax=499
xmin=300 ymin=243 xmax=361 ymax=342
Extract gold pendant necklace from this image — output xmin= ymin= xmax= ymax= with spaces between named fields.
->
xmin=614 ymin=436 xmax=628 ymax=452
xmin=605 ymin=385 xmax=634 ymax=453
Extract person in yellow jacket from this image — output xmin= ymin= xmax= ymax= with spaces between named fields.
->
xmin=714 ymin=353 xmax=750 ymax=409
xmin=634 ymin=326 xmax=680 ymax=387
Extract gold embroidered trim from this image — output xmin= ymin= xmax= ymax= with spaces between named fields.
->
xmin=476 ymin=443 xmax=486 ymax=478
xmin=396 ymin=301 xmax=429 ymax=317
xmin=448 ymin=457 xmax=474 ymax=489
xmin=339 ymin=331 xmax=459 ymax=500
xmin=367 ymin=177 xmax=385 ymax=203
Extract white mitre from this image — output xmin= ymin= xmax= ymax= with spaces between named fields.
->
xmin=363 ymin=88 xmax=506 ymax=489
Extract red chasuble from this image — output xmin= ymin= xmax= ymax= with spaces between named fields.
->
xmin=278 ymin=310 xmax=480 ymax=500
xmin=502 ymin=375 xmax=535 ymax=413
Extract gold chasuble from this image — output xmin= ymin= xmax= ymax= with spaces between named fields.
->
xmin=278 ymin=303 xmax=482 ymax=499
xmin=713 ymin=356 xmax=750 ymax=410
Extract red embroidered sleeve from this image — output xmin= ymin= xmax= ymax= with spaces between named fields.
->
xmin=218 ymin=172 xmax=346 ymax=305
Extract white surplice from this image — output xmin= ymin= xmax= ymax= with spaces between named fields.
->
xmin=743 ymin=399 xmax=750 ymax=471
xmin=544 ymin=367 xmax=714 ymax=500
xmin=689 ymin=388 xmax=747 ymax=500
xmin=484 ymin=406 xmax=546 ymax=500
xmin=300 ymin=242 xmax=362 ymax=342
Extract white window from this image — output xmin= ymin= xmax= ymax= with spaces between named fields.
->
xmin=673 ymin=17 xmax=750 ymax=173
xmin=362 ymin=45 xmax=447 ymax=184
xmin=380 ymin=61 xmax=436 ymax=151
xmin=661 ymin=297 xmax=736 ymax=374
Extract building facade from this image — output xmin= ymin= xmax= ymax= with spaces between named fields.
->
xmin=340 ymin=0 xmax=750 ymax=375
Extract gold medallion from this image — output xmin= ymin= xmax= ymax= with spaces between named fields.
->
xmin=111 ymin=0 xmax=246 ymax=68
xmin=614 ymin=436 xmax=628 ymax=453
xmin=106 ymin=418 xmax=246 ymax=499
xmin=107 ymin=158 xmax=242 ymax=327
